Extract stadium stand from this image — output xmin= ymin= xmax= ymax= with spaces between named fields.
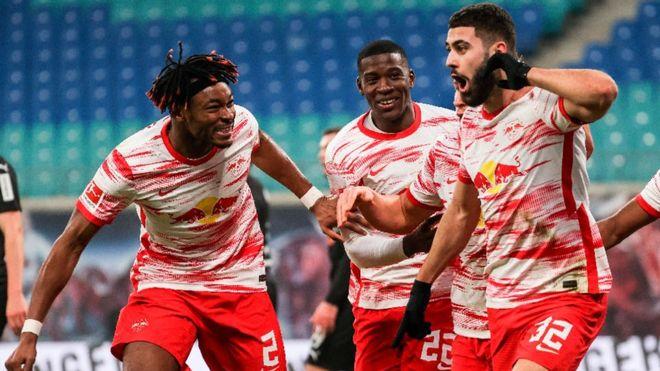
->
xmin=0 ymin=0 xmax=656 ymax=196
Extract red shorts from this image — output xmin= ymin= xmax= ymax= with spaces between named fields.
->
xmin=353 ymin=299 xmax=454 ymax=371
xmin=111 ymin=288 xmax=286 ymax=371
xmin=451 ymin=335 xmax=492 ymax=370
xmin=488 ymin=294 xmax=608 ymax=371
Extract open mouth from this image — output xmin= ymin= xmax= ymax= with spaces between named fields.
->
xmin=212 ymin=123 xmax=234 ymax=139
xmin=451 ymin=74 xmax=469 ymax=93
xmin=376 ymin=97 xmax=398 ymax=110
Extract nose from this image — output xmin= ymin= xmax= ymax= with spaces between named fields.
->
xmin=446 ymin=50 xmax=458 ymax=69
xmin=376 ymin=77 xmax=393 ymax=93
xmin=219 ymin=107 xmax=235 ymax=123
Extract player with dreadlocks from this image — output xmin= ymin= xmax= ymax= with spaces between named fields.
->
xmin=6 ymin=44 xmax=357 ymax=371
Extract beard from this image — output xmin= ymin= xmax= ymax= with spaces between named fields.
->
xmin=461 ymin=55 xmax=496 ymax=107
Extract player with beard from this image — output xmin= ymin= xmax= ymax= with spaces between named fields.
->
xmin=391 ymin=4 xmax=617 ymax=371
xmin=5 ymin=46 xmax=358 ymax=371
xmin=598 ymin=169 xmax=659 ymax=249
xmin=325 ymin=39 xmax=458 ymax=370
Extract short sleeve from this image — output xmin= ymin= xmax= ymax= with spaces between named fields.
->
xmin=536 ymin=88 xmax=585 ymax=133
xmin=0 ymin=158 xmax=21 ymax=213
xmin=407 ymin=144 xmax=444 ymax=211
xmin=636 ymin=170 xmax=660 ymax=218
xmin=76 ymin=149 xmax=136 ymax=226
xmin=324 ymin=134 xmax=361 ymax=195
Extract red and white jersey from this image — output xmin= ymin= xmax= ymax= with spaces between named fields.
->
xmin=636 ymin=169 xmax=660 ymax=218
xmin=407 ymin=122 xmax=490 ymax=339
xmin=458 ymin=87 xmax=612 ymax=309
xmin=77 ymin=105 xmax=265 ymax=293
xmin=325 ymin=102 xmax=458 ymax=309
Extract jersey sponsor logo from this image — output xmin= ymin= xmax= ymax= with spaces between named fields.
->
xmin=368 ymin=165 xmax=387 ymax=177
xmin=473 ymin=158 xmax=526 ymax=195
xmin=529 ymin=316 xmax=573 ymax=354
xmin=171 ymin=196 xmax=238 ymax=225
xmin=84 ymin=181 xmax=104 ymax=205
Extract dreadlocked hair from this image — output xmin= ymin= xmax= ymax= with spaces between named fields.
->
xmin=146 ymin=42 xmax=239 ymax=113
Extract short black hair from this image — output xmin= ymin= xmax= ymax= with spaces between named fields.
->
xmin=146 ymin=42 xmax=239 ymax=114
xmin=449 ymin=3 xmax=517 ymax=54
xmin=356 ymin=39 xmax=409 ymax=70
xmin=322 ymin=127 xmax=341 ymax=136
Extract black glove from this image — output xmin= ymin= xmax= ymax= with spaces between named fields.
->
xmin=485 ymin=52 xmax=531 ymax=90
xmin=392 ymin=280 xmax=432 ymax=349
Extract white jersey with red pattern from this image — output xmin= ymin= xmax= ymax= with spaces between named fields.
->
xmin=636 ymin=169 xmax=660 ymax=218
xmin=407 ymin=125 xmax=490 ymax=338
xmin=325 ymin=102 xmax=458 ymax=310
xmin=77 ymin=105 xmax=265 ymax=293
xmin=457 ymin=87 xmax=612 ymax=309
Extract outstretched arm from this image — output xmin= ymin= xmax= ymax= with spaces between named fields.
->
xmin=337 ymin=186 xmax=433 ymax=235
xmin=0 ymin=211 xmax=27 ymax=335
xmin=527 ymin=68 xmax=617 ymax=123
xmin=598 ymin=198 xmax=657 ymax=250
xmin=6 ymin=209 xmax=100 ymax=370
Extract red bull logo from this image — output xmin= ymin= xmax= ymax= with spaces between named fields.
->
xmin=473 ymin=159 xmax=525 ymax=195
xmin=172 ymin=196 xmax=238 ymax=225
xmin=504 ymin=120 xmax=524 ymax=141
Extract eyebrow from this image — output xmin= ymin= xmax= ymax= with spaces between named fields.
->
xmin=446 ymin=40 xmax=469 ymax=48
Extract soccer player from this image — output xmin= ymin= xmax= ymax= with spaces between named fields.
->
xmin=0 ymin=156 xmax=28 ymax=337
xmin=598 ymin=169 xmax=659 ymax=249
xmin=325 ymin=39 xmax=458 ymax=370
xmin=5 ymin=48 xmax=346 ymax=371
xmin=396 ymin=4 xmax=617 ymax=371
xmin=306 ymin=127 xmax=356 ymax=371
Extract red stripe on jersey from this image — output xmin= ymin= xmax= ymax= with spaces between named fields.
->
xmin=561 ymin=132 xmax=577 ymax=214
xmin=577 ymin=205 xmax=599 ymax=293
xmin=405 ymin=188 xmax=443 ymax=211
xmin=357 ymin=103 xmax=422 ymax=140
xmin=558 ymin=97 xmax=586 ymax=126
xmin=112 ymin=149 xmax=134 ymax=181
xmin=636 ymin=194 xmax=660 ymax=218
xmin=350 ymin=262 xmax=363 ymax=305
xmin=161 ymin=119 xmax=218 ymax=165
xmin=76 ymin=200 xmax=107 ymax=227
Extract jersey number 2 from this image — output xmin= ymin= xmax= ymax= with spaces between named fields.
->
xmin=421 ymin=329 xmax=454 ymax=369
xmin=261 ymin=330 xmax=279 ymax=367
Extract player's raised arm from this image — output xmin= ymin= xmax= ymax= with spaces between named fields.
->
xmin=6 ymin=210 xmax=100 ymax=371
xmin=337 ymin=186 xmax=433 ymax=235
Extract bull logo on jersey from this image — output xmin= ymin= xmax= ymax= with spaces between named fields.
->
xmin=473 ymin=157 xmax=526 ymax=195
xmin=227 ymin=156 xmax=248 ymax=177
xmin=172 ymin=196 xmax=238 ymax=225
xmin=503 ymin=120 xmax=524 ymax=141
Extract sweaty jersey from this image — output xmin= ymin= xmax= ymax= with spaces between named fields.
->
xmin=458 ymin=87 xmax=612 ymax=309
xmin=407 ymin=125 xmax=490 ymax=339
xmin=77 ymin=105 xmax=266 ymax=293
xmin=325 ymin=102 xmax=458 ymax=309
xmin=636 ymin=169 xmax=660 ymax=218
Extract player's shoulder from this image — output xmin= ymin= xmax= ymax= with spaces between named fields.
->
xmin=326 ymin=114 xmax=365 ymax=153
xmin=113 ymin=116 xmax=168 ymax=157
xmin=417 ymin=102 xmax=457 ymax=121
xmin=234 ymin=104 xmax=258 ymax=123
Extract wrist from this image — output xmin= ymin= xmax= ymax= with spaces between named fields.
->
xmin=300 ymin=186 xmax=323 ymax=209
xmin=402 ymin=234 xmax=416 ymax=257
xmin=21 ymin=319 xmax=43 ymax=337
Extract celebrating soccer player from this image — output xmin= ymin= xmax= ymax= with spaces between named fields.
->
xmin=325 ymin=39 xmax=458 ymax=370
xmin=5 ymin=46 xmax=347 ymax=371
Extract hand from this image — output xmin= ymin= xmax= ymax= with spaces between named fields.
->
xmin=5 ymin=333 xmax=38 ymax=371
xmin=336 ymin=186 xmax=376 ymax=227
xmin=310 ymin=301 xmax=339 ymax=334
xmin=312 ymin=196 xmax=371 ymax=241
xmin=392 ymin=280 xmax=432 ymax=349
xmin=402 ymin=214 xmax=442 ymax=257
xmin=485 ymin=52 xmax=531 ymax=90
xmin=6 ymin=291 xmax=27 ymax=336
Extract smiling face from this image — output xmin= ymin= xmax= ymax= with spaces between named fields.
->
xmin=177 ymin=82 xmax=236 ymax=150
xmin=357 ymin=52 xmax=415 ymax=128
xmin=445 ymin=26 xmax=497 ymax=107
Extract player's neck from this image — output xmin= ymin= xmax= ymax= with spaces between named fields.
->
xmin=168 ymin=119 xmax=214 ymax=160
xmin=371 ymin=104 xmax=415 ymax=133
xmin=483 ymin=86 xmax=533 ymax=116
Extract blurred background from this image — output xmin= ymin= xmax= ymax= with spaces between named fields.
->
xmin=0 ymin=0 xmax=658 ymax=370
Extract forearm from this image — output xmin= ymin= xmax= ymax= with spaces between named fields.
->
xmin=416 ymin=207 xmax=478 ymax=283
xmin=527 ymin=68 xmax=617 ymax=121
xmin=4 ymin=232 xmax=24 ymax=296
xmin=27 ymin=237 xmax=86 ymax=321
xmin=358 ymin=194 xmax=428 ymax=234
xmin=344 ymin=233 xmax=407 ymax=268
xmin=252 ymin=131 xmax=313 ymax=198
xmin=598 ymin=199 xmax=655 ymax=250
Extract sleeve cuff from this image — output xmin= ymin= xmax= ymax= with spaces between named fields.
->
xmin=558 ymin=97 xmax=587 ymax=126
xmin=635 ymin=194 xmax=660 ymax=218
xmin=75 ymin=200 xmax=109 ymax=227
xmin=404 ymin=188 xmax=443 ymax=211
